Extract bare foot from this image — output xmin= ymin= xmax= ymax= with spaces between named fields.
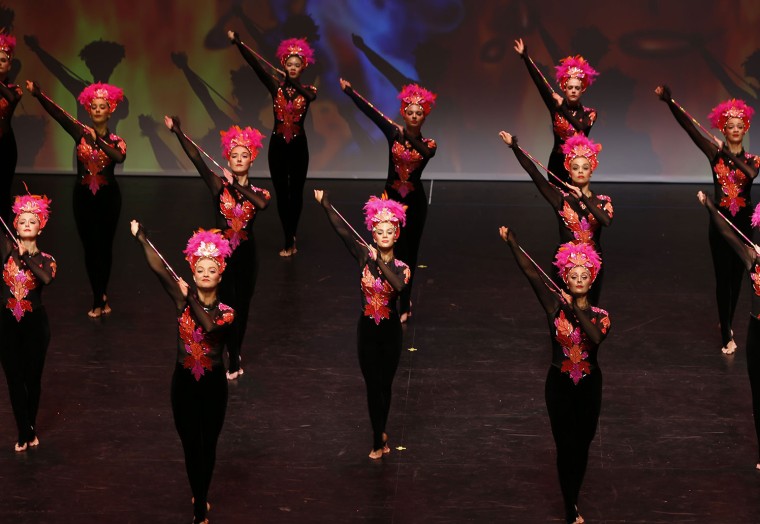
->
xmin=400 ymin=312 xmax=409 ymax=323
xmin=28 ymin=437 xmax=39 ymax=448
xmin=755 ymin=462 xmax=760 ymax=471
xmin=382 ymin=433 xmax=390 ymax=454
xmin=279 ymin=247 xmax=295 ymax=257
xmin=87 ymin=307 xmax=102 ymax=318
xmin=368 ymin=448 xmax=384 ymax=460
xmin=102 ymin=302 xmax=112 ymax=315
xmin=226 ymin=370 xmax=239 ymax=381
xmin=14 ymin=442 xmax=27 ymax=452
xmin=722 ymin=340 xmax=737 ymax=355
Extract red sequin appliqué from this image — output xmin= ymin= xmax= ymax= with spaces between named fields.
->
xmin=219 ymin=186 xmax=271 ymax=250
xmin=554 ymin=307 xmax=609 ymax=385
xmin=390 ymin=139 xmax=435 ymax=198
xmin=361 ymin=265 xmax=394 ymax=324
xmin=274 ymin=87 xmax=306 ymax=143
xmin=553 ymin=113 xmax=575 ymax=140
xmin=558 ymin=201 xmax=597 ymax=244
xmin=3 ymin=257 xmax=36 ymax=321
xmin=76 ymin=133 xmax=125 ymax=195
xmin=714 ymin=158 xmax=748 ymax=216
xmin=752 ymin=265 xmax=760 ymax=299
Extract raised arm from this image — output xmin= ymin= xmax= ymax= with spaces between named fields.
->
xmin=228 ymin=31 xmax=279 ymax=96
xmin=351 ymin=33 xmax=413 ymax=92
xmin=656 ymin=85 xmax=717 ymax=159
xmin=315 ymin=190 xmax=366 ymax=263
xmin=572 ymin=303 xmax=608 ymax=345
xmin=500 ymin=132 xmax=562 ymax=208
xmin=26 ymin=81 xmax=83 ymax=139
xmin=501 ymin=227 xmax=560 ymax=314
xmin=165 ymin=116 xmax=222 ymax=195
xmin=698 ymin=191 xmax=756 ymax=269
xmin=515 ymin=40 xmax=557 ymax=112
xmin=341 ymin=82 xmax=398 ymax=139
xmin=131 ymin=221 xmax=185 ymax=310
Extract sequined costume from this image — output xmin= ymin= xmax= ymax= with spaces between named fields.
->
xmin=0 ymin=81 xmax=22 ymax=220
xmin=343 ymin=86 xmax=436 ymax=315
xmin=31 ymin=88 xmax=125 ymax=312
xmin=319 ymin=194 xmax=410 ymax=452
xmin=702 ymin=197 xmax=760 ymax=464
xmin=0 ymin=235 xmax=56 ymax=449
xmin=134 ymin=227 xmax=234 ymax=524
xmin=520 ymin=51 xmax=596 ymax=185
xmin=170 ymin=123 xmax=270 ymax=374
xmin=231 ymin=36 xmax=316 ymax=252
xmin=661 ymin=95 xmax=760 ymax=347
xmin=509 ymin=140 xmax=612 ymax=304
xmin=504 ymin=232 xmax=610 ymax=524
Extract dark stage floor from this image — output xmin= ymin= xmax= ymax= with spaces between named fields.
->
xmin=1 ymin=175 xmax=759 ymax=523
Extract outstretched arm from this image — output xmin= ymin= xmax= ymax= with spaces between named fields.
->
xmin=500 ymin=132 xmax=562 ymax=208
xmin=341 ymin=80 xmax=399 ymax=140
xmin=655 ymin=85 xmax=717 ymax=159
xmin=515 ymin=39 xmax=557 ymax=111
xmin=131 ymin=221 xmax=185 ymax=310
xmin=228 ymin=31 xmax=279 ymax=96
xmin=26 ymin=81 xmax=83 ymax=139
xmin=500 ymin=226 xmax=560 ymax=314
xmin=165 ymin=116 xmax=222 ymax=195
xmin=351 ymin=33 xmax=413 ymax=91
xmin=697 ymin=191 xmax=756 ymax=269
xmin=315 ymin=190 xmax=366 ymax=263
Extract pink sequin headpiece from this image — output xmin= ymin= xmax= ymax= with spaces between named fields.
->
xmin=77 ymin=82 xmax=124 ymax=112
xmin=562 ymin=133 xmax=602 ymax=172
xmin=363 ymin=196 xmax=407 ymax=236
xmin=555 ymin=55 xmax=599 ymax=90
xmin=708 ymin=99 xmax=754 ymax=132
xmin=398 ymin=84 xmax=437 ymax=116
xmin=12 ymin=192 xmax=52 ymax=230
xmin=183 ymin=228 xmax=232 ymax=273
xmin=554 ymin=242 xmax=602 ymax=283
xmin=219 ymin=125 xmax=265 ymax=160
xmin=0 ymin=33 xmax=16 ymax=58
xmin=276 ymin=38 xmax=315 ymax=68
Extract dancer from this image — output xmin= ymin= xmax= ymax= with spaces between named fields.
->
xmin=26 ymin=80 xmax=126 ymax=318
xmin=314 ymin=190 xmax=410 ymax=459
xmin=0 ymin=191 xmax=55 ymax=452
xmin=499 ymin=131 xmax=612 ymax=305
xmin=166 ymin=117 xmax=270 ymax=380
xmin=228 ymin=31 xmax=316 ymax=257
xmin=0 ymin=33 xmax=22 ymax=220
xmin=657 ymin=86 xmax=760 ymax=354
xmin=514 ymin=38 xmax=598 ymax=185
xmin=340 ymin=79 xmax=437 ymax=322
xmin=131 ymin=223 xmax=234 ymax=524
xmin=500 ymin=227 xmax=609 ymax=524
xmin=698 ymin=191 xmax=760 ymax=470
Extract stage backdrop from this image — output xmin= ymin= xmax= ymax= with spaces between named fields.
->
xmin=5 ymin=0 xmax=760 ymax=180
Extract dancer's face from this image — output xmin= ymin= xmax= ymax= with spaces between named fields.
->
xmin=228 ymin=146 xmax=252 ymax=174
xmin=0 ymin=52 xmax=10 ymax=76
xmin=563 ymin=78 xmax=584 ymax=103
xmin=193 ymin=258 xmax=222 ymax=290
xmin=372 ymin=222 xmax=398 ymax=249
xmin=403 ymin=104 xmax=425 ymax=130
xmin=723 ymin=117 xmax=747 ymax=145
xmin=565 ymin=266 xmax=592 ymax=296
xmin=15 ymin=213 xmax=41 ymax=240
xmin=285 ymin=56 xmax=304 ymax=80
xmin=569 ymin=156 xmax=593 ymax=186
xmin=87 ymin=98 xmax=111 ymax=125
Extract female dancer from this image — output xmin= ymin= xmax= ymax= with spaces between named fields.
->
xmin=698 ymin=191 xmax=760 ymax=470
xmin=0 ymin=191 xmax=56 ymax=452
xmin=499 ymin=131 xmax=612 ymax=305
xmin=131 ymin=223 xmax=234 ymax=524
xmin=228 ymin=31 xmax=316 ymax=257
xmin=166 ymin=117 xmax=270 ymax=380
xmin=500 ymin=228 xmax=609 ymax=524
xmin=314 ymin=190 xmax=410 ymax=459
xmin=0 ymin=33 xmax=22 ymax=220
xmin=27 ymin=80 xmax=126 ymax=318
xmin=340 ymin=79 xmax=437 ymax=322
xmin=514 ymin=38 xmax=598 ymax=185
xmin=657 ymin=86 xmax=760 ymax=354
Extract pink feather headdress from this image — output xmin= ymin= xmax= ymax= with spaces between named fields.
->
xmin=751 ymin=202 xmax=760 ymax=229
xmin=183 ymin=228 xmax=232 ymax=272
xmin=12 ymin=192 xmax=52 ymax=230
xmin=363 ymin=195 xmax=407 ymax=233
xmin=219 ymin=125 xmax=265 ymax=160
xmin=276 ymin=38 xmax=315 ymax=67
xmin=0 ymin=33 xmax=16 ymax=58
xmin=554 ymin=242 xmax=602 ymax=283
xmin=77 ymin=82 xmax=124 ymax=112
xmin=562 ymin=133 xmax=602 ymax=172
xmin=555 ymin=55 xmax=599 ymax=90
xmin=708 ymin=99 xmax=754 ymax=132
xmin=398 ymin=84 xmax=437 ymax=116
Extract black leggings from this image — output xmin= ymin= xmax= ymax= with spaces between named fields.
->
xmin=0 ymin=308 xmax=50 ymax=446
xmin=72 ymin=183 xmax=122 ymax=310
xmin=268 ymin=135 xmax=308 ymax=250
xmin=171 ymin=364 xmax=227 ymax=522
xmin=709 ymin=221 xmax=748 ymax=346
xmin=393 ymin=189 xmax=427 ymax=315
xmin=219 ymin=240 xmax=258 ymax=373
xmin=545 ymin=365 xmax=602 ymax=524
xmin=0 ymin=131 xmax=17 ymax=222
xmin=357 ymin=314 xmax=402 ymax=450
xmin=745 ymin=315 xmax=760 ymax=463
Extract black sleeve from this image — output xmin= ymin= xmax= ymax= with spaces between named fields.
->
xmin=659 ymin=88 xmax=717 ymax=159
xmin=95 ymin=135 xmax=126 ymax=164
xmin=521 ymin=51 xmax=556 ymax=112
xmin=0 ymin=82 xmax=21 ymax=106
xmin=510 ymin=138 xmax=562 ymax=209
xmin=375 ymin=259 xmax=407 ymax=294
xmin=285 ymin=77 xmax=317 ymax=102
xmin=230 ymin=34 xmax=279 ymax=96
xmin=320 ymin=193 xmax=367 ymax=264
xmin=31 ymin=86 xmax=83 ymax=140
xmin=343 ymin=86 xmax=397 ymax=140
xmin=580 ymin=194 xmax=613 ymax=227
xmin=703 ymin=198 xmax=757 ymax=269
xmin=169 ymin=121 xmax=222 ymax=195
xmin=402 ymin=129 xmax=436 ymax=159
xmin=721 ymin=148 xmax=760 ymax=181
xmin=572 ymin=304 xmax=608 ymax=345
xmin=20 ymin=252 xmax=56 ymax=286
xmin=505 ymin=230 xmax=560 ymax=314
xmin=134 ymin=226 xmax=185 ymax=310
xmin=186 ymin=293 xmax=230 ymax=333
xmin=0 ymin=234 xmax=13 ymax=260
xmin=230 ymin=180 xmax=270 ymax=210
